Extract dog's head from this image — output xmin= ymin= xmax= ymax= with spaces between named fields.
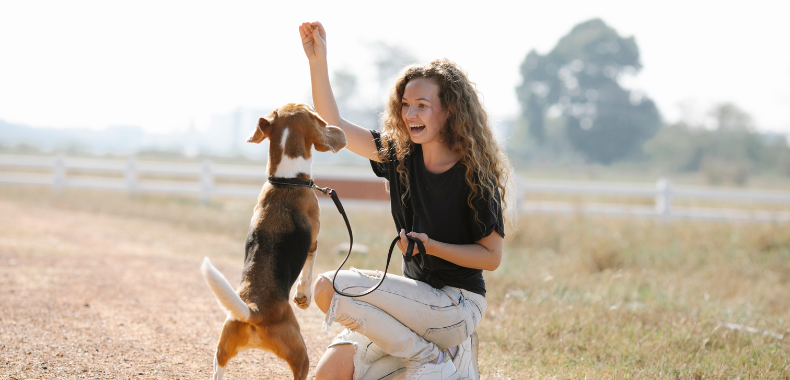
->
xmin=247 ymin=103 xmax=346 ymax=178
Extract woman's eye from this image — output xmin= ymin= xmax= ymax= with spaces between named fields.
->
xmin=419 ymin=104 xmax=427 ymax=108
xmin=401 ymin=102 xmax=409 ymax=108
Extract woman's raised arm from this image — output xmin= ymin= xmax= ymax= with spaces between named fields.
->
xmin=299 ymin=22 xmax=381 ymax=162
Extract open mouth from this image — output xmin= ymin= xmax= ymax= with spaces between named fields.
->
xmin=409 ymin=124 xmax=425 ymax=133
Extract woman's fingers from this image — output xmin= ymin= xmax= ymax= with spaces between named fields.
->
xmin=311 ymin=24 xmax=326 ymax=47
xmin=397 ymin=229 xmax=407 ymax=254
xmin=301 ymin=24 xmax=316 ymax=42
xmin=397 ymin=230 xmax=429 ymax=257
xmin=311 ymin=21 xmax=326 ymax=40
xmin=299 ymin=23 xmax=309 ymax=40
xmin=299 ymin=21 xmax=326 ymax=59
xmin=299 ymin=24 xmax=312 ymax=49
xmin=407 ymin=232 xmax=429 ymax=255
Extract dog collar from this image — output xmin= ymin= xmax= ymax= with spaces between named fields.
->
xmin=268 ymin=176 xmax=314 ymax=188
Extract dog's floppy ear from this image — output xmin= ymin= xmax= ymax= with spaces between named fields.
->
xmin=308 ymin=110 xmax=347 ymax=153
xmin=315 ymin=125 xmax=347 ymax=153
xmin=247 ymin=111 xmax=277 ymax=144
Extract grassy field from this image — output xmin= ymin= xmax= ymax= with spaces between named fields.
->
xmin=484 ymin=215 xmax=790 ymax=378
xmin=2 ymin=186 xmax=789 ymax=379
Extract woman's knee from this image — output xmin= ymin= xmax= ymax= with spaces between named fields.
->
xmin=313 ymin=269 xmax=382 ymax=314
xmin=313 ymin=275 xmax=334 ymax=314
xmin=315 ymin=344 xmax=355 ymax=380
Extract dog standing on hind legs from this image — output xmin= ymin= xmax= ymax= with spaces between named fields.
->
xmin=200 ymin=103 xmax=346 ymax=380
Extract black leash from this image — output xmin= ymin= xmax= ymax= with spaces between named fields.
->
xmin=268 ymin=177 xmax=424 ymax=298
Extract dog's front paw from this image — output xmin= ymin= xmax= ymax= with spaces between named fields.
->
xmin=293 ymin=287 xmax=311 ymax=309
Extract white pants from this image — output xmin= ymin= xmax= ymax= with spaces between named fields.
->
xmin=320 ymin=268 xmax=487 ymax=380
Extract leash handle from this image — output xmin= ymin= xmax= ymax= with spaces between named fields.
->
xmin=403 ymin=234 xmax=426 ymax=262
xmin=403 ymin=217 xmax=424 ymax=262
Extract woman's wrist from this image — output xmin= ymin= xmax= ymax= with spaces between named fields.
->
xmin=308 ymin=55 xmax=328 ymax=68
xmin=424 ymin=237 xmax=433 ymax=255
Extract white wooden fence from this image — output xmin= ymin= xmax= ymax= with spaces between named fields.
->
xmin=516 ymin=177 xmax=790 ymax=222
xmin=0 ymin=154 xmax=381 ymax=202
xmin=1 ymin=154 xmax=789 ymax=222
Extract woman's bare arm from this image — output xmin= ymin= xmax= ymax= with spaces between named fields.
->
xmin=397 ymin=229 xmax=503 ymax=271
xmin=299 ymin=22 xmax=380 ymax=162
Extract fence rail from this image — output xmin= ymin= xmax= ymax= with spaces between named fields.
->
xmin=1 ymin=154 xmax=789 ymax=222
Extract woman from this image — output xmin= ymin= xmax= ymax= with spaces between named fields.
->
xmin=299 ymin=21 xmax=513 ymax=380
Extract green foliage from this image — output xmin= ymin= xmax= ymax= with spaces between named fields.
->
xmin=645 ymin=103 xmax=790 ymax=185
xmin=514 ymin=18 xmax=661 ymax=164
xmin=709 ymin=102 xmax=755 ymax=132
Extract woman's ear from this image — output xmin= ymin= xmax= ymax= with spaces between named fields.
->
xmin=247 ymin=111 xmax=277 ymax=144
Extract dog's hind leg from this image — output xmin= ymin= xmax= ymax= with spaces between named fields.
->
xmin=261 ymin=304 xmax=310 ymax=380
xmin=213 ymin=318 xmax=249 ymax=380
xmin=293 ymin=240 xmax=318 ymax=309
xmin=212 ymin=354 xmax=225 ymax=380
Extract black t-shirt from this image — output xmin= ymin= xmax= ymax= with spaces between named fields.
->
xmin=369 ymin=130 xmax=505 ymax=296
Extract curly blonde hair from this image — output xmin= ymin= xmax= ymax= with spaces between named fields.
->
xmin=379 ymin=59 xmax=515 ymax=225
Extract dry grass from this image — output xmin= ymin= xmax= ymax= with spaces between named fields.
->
xmin=483 ymin=215 xmax=790 ymax=379
xmin=1 ymin=186 xmax=789 ymax=378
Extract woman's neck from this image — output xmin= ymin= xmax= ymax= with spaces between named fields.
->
xmin=420 ymin=141 xmax=461 ymax=174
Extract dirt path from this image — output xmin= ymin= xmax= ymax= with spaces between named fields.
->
xmin=0 ymin=199 xmax=340 ymax=379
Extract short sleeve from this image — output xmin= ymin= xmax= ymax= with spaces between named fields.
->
xmin=369 ymin=129 xmax=392 ymax=178
xmin=469 ymin=187 xmax=506 ymax=242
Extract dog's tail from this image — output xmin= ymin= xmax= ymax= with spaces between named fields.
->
xmin=200 ymin=257 xmax=251 ymax=322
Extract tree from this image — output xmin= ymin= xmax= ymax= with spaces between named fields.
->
xmin=370 ymin=41 xmax=418 ymax=93
xmin=708 ymin=102 xmax=754 ymax=132
xmin=515 ymin=19 xmax=661 ymax=164
xmin=644 ymin=103 xmax=789 ymax=185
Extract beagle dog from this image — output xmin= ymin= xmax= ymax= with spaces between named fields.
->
xmin=200 ymin=103 xmax=346 ymax=380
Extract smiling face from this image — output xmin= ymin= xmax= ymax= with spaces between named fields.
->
xmin=401 ymin=77 xmax=449 ymax=147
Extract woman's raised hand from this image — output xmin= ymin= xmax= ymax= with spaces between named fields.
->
xmin=299 ymin=21 xmax=327 ymax=61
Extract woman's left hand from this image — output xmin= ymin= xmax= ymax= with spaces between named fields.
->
xmin=397 ymin=229 xmax=430 ymax=256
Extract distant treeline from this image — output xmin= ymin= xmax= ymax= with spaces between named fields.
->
xmin=508 ymin=18 xmax=790 ymax=184
xmin=645 ymin=106 xmax=790 ymax=185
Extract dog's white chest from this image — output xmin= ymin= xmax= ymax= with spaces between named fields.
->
xmin=275 ymin=155 xmax=312 ymax=178
xmin=272 ymin=127 xmax=313 ymax=178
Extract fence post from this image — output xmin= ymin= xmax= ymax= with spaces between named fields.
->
xmin=655 ymin=178 xmax=673 ymax=218
xmin=201 ymin=159 xmax=213 ymax=204
xmin=125 ymin=157 xmax=137 ymax=196
xmin=514 ymin=176 xmax=525 ymax=214
xmin=52 ymin=153 xmax=66 ymax=194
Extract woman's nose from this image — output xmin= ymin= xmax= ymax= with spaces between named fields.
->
xmin=405 ymin=106 xmax=417 ymax=119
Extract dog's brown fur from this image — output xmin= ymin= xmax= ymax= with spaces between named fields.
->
xmin=201 ymin=103 xmax=346 ymax=380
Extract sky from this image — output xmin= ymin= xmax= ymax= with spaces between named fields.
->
xmin=1 ymin=0 xmax=789 ymax=136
